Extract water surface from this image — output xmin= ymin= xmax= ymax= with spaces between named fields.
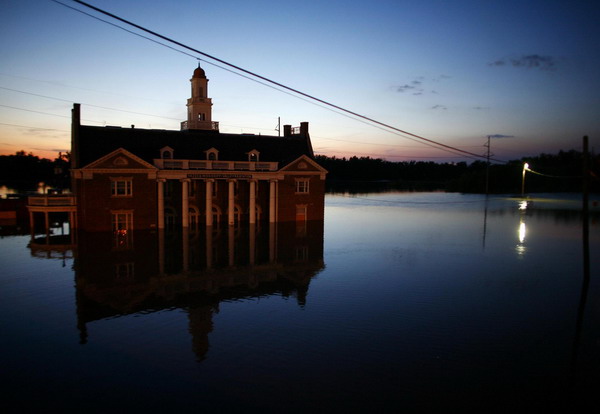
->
xmin=1 ymin=192 xmax=599 ymax=412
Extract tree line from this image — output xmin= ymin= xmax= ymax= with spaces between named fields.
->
xmin=316 ymin=150 xmax=599 ymax=193
xmin=1 ymin=149 xmax=597 ymax=194
xmin=0 ymin=151 xmax=70 ymax=191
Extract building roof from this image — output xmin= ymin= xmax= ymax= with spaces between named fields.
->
xmin=75 ymin=125 xmax=314 ymax=168
xmin=193 ymin=66 xmax=206 ymax=79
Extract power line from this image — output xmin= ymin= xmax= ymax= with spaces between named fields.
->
xmin=318 ymin=136 xmax=486 ymax=149
xmin=0 ymin=86 xmax=332 ymax=134
xmin=61 ymin=0 xmax=506 ymax=163
xmin=526 ymin=167 xmax=581 ymax=179
xmin=0 ymin=72 xmax=165 ymax=103
xmin=0 ymin=86 xmax=180 ymax=120
xmin=52 ymin=0 xmax=472 ymax=158
xmin=315 ymin=149 xmax=468 ymax=160
xmin=0 ymin=104 xmax=103 ymax=124
xmin=0 ymin=122 xmax=69 ymax=132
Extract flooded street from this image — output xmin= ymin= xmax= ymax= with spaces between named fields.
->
xmin=1 ymin=192 xmax=599 ymax=412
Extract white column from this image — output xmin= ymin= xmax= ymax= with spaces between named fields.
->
xmin=69 ymin=211 xmax=76 ymax=244
xmin=205 ymin=179 xmax=213 ymax=226
xmin=269 ymin=179 xmax=277 ymax=223
xmin=249 ymin=180 xmax=256 ymax=225
xmin=249 ymin=223 xmax=256 ymax=265
xmin=228 ymin=179 xmax=235 ymax=226
xmin=29 ymin=211 xmax=35 ymax=240
xmin=181 ymin=179 xmax=190 ymax=228
xmin=44 ymin=211 xmax=50 ymax=244
xmin=205 ymin=228 xmax=213 ymax=269
xmin=158 ymin=228 xmax=165 ymax=276
xmin=157 ymin=179 xmax=165 ymax=229
xmin=182 ymin=227 xmax=189 ymax=273
xmin=228 ymin=225 xmax=235 ymax=267
xmin=269 ymin=222 xmax=276 ymax=263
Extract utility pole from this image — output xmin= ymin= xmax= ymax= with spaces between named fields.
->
xmin=485 ymin=135 xmax=490 ymax=194
xmin=572 ymin=135 xmax=591 ymax=386
xmin=275 ymin=117 xmax=281 ymax=137
xmin=582 ymin=135 xmax=589 ymax=276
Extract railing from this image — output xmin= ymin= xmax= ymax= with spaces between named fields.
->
xmin=180 ymin=120 xmax=219 ymax=131
xmin=154 ymin=159 xmax=278 ymax=171
xmin=28 ymin=195 xmax=76 ymax=206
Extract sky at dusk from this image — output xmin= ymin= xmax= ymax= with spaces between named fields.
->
xmin=1 ymin=0 xmax=599 ymax=163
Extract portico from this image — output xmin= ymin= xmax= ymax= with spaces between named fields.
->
xmin=157 ymin=173 xmax=280 ymax=229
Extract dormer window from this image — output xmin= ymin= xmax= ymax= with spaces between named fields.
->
xmin=205 ymin=148 xmax=219 ymax=161
xmin=248 ymin=149 xmax=260 ymax=162
xmin=160 ymin=147 xmax=174 ymax=159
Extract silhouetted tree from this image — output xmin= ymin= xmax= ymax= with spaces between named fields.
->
xmin=0 ymin=151 xmax=71 ymax=191
xmin=317 ymin=149 xmax=599 ymax=193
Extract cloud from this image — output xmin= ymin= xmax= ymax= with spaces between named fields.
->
xmin=473 ymin=106 xmax=490 ymax=110
xmin=393 ymin=75 xmax=449 ymax=96
xmin=431 ymin=104 xmax=447 ymax=110
xmin=488 ymin=134 xmax=514 ymax=138
xmin=395 ymin=84 xmax=420 ymax=93
xmin=489 ymin=54 xmax=557 ymax=71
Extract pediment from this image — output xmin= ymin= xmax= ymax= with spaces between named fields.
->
xmin=280 ymin=155 xmax=328 ymax=173
xmin=83 ymin=148 xmax=157 ymax=170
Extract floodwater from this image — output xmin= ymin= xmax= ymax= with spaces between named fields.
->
xmin=1 ymin=192 xmax=599 ymax=412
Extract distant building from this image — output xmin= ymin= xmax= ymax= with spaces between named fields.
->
xmin=69 ymin=66 xmax=326 ymax=232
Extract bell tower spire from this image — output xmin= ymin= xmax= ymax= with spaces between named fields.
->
xmin=182 ymin=63 xmax=218 ymax=131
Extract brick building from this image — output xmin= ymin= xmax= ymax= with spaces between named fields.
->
xmin=70 ymin=66 xmax=326 ymax=232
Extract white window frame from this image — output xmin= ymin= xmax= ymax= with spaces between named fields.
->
xmin=112 ymin=210 xmax=133 ymax=232
xmin=295 ymin=178 xmax=310 ymax=194
xmin=111 ymin=177 xmax=132 ymax=197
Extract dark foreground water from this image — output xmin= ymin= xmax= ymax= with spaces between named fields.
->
xmin=1 ymin=192 xmax=599 ymax=412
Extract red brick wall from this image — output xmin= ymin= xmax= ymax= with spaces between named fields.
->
xmin=76 ymin=173 xmax=157 ymax=231
xmin=277 ymin=175 xmax=325 ymax=222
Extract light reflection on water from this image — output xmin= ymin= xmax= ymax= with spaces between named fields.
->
xmin=1 ymin=192 xmax=599 ymax=412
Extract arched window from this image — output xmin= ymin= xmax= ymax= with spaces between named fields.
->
xmin=205 ymin=148 xmax=219 ymax=161
xmin=248 ymin=149 xmax=259 ymax=162
xmin=189 ymin=206 xmax=200 ymax=232
xmin=164 ymin=207 xmax=177 ymax=231
xmin=160 ymin=147 xmax=174 ymax=159
xmin=211 ymin=205 xmax=222 ymax=227
xmin=234 ymin=205 xmax=242 ymax=226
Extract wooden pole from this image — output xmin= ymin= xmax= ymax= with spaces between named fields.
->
xmin=582 ymin=135 xmax=590 ymax=288
xmin=571 ymin=135 xmax=591 ymax=385
xmin=485 ymin=135 xmax=490 ymax=194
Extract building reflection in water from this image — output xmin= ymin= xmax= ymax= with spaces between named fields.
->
xmin=73 ymin=221 xmax=324 ymax=361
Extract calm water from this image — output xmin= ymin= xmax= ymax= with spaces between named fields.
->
xmin=1 ymin=192 xmax=599 ymax=412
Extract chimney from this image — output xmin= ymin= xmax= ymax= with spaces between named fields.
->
xmin=283 ymin=124 xmax=292 ymax=137
xmin=71 ymin=103 xmax=80 ymax=169
xmin=300 ymin=122 xmax=309 ymax=136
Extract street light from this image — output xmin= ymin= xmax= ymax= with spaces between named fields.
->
xmin=521 ymin=163 xmax=529 ymax=196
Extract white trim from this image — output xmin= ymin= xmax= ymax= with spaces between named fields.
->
xmin=82 ymin=147 xmax=157 ymax=170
